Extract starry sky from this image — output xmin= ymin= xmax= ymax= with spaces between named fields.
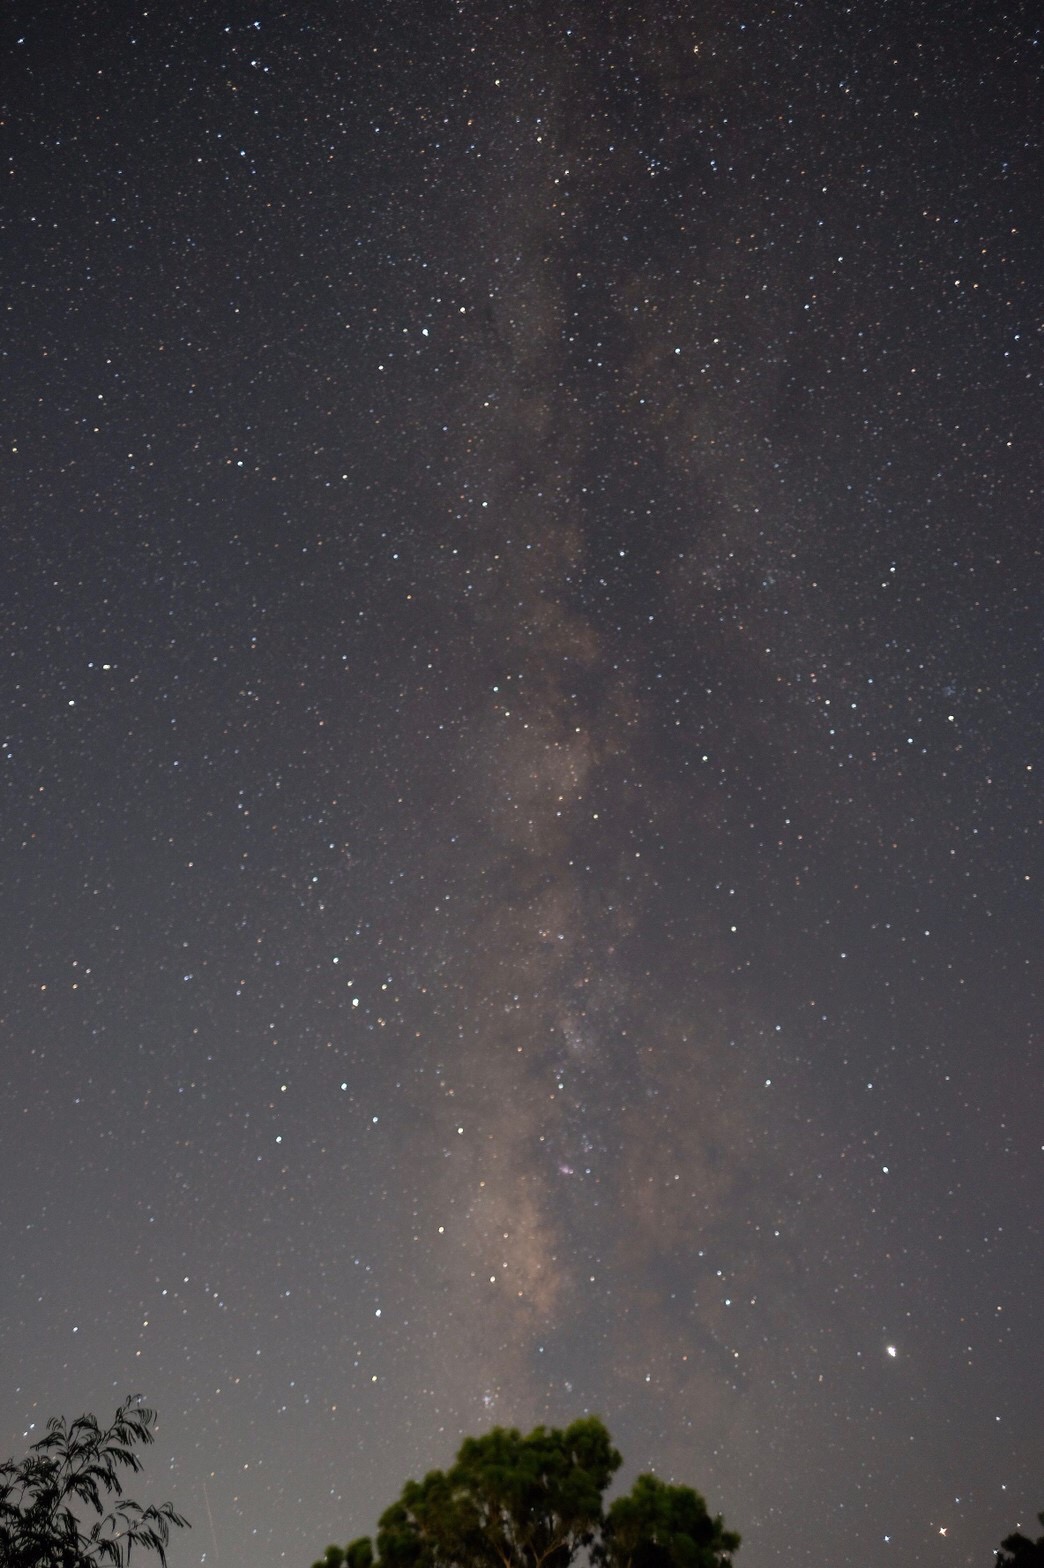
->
xmin=2 ymin=2 xmax=1041 ymax=1566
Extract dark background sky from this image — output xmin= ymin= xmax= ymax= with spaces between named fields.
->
xmin=2 ymin=2 xmax=1041 ymax=1566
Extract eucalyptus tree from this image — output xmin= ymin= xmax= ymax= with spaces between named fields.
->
xmin=314 ymin=1418 xmax=737 ymax=1568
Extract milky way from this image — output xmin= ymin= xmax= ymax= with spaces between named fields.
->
xmin=2 ymin=4 xmax=1040 ymax=1567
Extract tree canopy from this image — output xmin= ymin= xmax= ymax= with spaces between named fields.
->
xmin=0 ymin=1397 xmax=188 ymax=1568
xmin=314 ymin=1418 xmax=738 ymax=1568
xmin=996 ymin=1514 xmax=1044 ymax=1566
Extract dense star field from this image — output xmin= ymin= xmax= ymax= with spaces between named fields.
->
xmin=2 ymin=3 xmax=1040 ymax=1566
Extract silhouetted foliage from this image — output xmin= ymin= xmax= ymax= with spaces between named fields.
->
xmin=315 ymin=1545 xmax=374 ymax=1568
xmin=996 ymin=1514 xmax=1044 ymax=1567
xmin=313 ymin=1418 xmax=738 ymax=1568
xmin=0 ymin=1397 xmax=188 ymax=1568
xmin=604 ymin=1473 xmax=740 ymax=1568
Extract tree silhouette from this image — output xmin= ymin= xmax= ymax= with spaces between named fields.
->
xmin=313 ymin=1418 xmax=738 ymax=1568
xmin=604 ymin=1473 xmax=740 ymax=1568
xmin=0 ymin=1397 xmax=188 ymax=1568
xmin=996 ymin=1514 xmax=1044 ymax=1566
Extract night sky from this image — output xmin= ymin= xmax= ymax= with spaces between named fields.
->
xmin=2 ymin=3 xmax=1041 ymax=1566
